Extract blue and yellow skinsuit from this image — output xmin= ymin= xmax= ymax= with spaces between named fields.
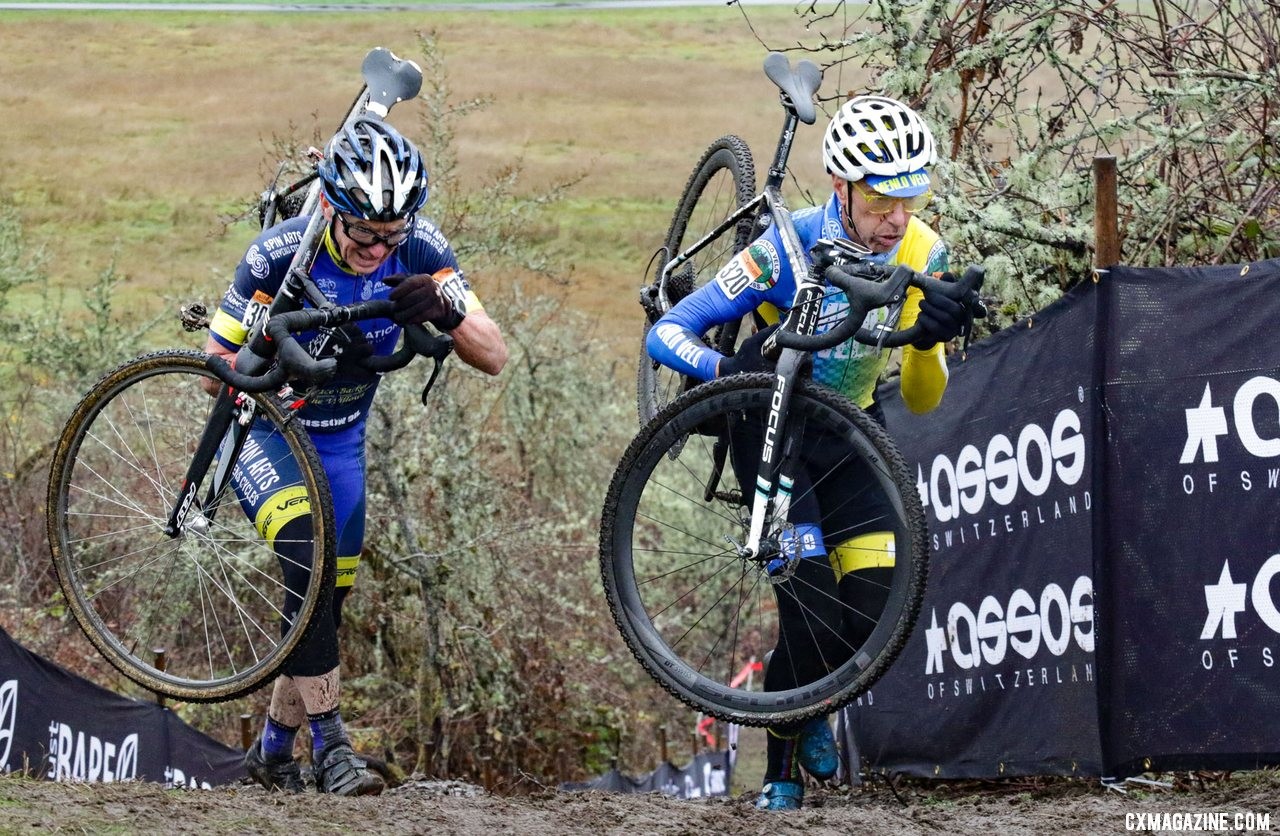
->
xmin=646 ymin=191 xmax=949 ymax=412
xmin=210 ymin=214 xmax=483 ymax=675
xmin=645 ymin=191 xmax=950 ymax=728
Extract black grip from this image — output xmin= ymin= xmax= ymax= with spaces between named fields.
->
xmin=359 ymin=324 xmax=453 ymax=373
xmin=208 ymin=300 xmax=453 ymax=391
xmin=867 ymin=264 xmax=987 ymax=349
xmin=205 ymin=354 xmax=289 ymax=394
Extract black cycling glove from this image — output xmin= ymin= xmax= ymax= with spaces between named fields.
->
xmin=912 ymin=274 xmax=968 ymax=350
xmin=331 ymin=323 xmax=377 ymax=383
xmin=385 ymin=272 xmax=466 ymax=330
xmin=718 ymin=324 xmax=779 ymax=377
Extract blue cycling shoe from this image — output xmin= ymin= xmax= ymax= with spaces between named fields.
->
xmin=799 ymin=716 xmax=838 ymax=780
xmin=755 ymin=780 xmax=804 ymax=811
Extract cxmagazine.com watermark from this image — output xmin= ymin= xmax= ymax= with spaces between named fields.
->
xmin=1126 ymin=811 xmax=1271 ymax=832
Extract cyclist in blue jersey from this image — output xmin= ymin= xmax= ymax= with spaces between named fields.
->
xmin=647 ymin=96 xmax=968 ymax=811
xmin=203 ymin=119 xmax=507 ymax=796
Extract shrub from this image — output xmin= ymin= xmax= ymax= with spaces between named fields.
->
xmin=738 ymin=0 xmax=1280 ymax=325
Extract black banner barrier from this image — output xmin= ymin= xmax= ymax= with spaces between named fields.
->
xmin=842 ymin=259 xmax=1280 ymax=780
xmin=560 ymin=750 xmax=732 ymax=799
xmin=1096 ymin=261 xmax=1280 ymax=777
xmin=0 ymin=626 xmax=245 ymax=787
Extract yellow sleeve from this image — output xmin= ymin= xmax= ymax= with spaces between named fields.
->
xmin=896 ymin=285 xmax=949 ymax=414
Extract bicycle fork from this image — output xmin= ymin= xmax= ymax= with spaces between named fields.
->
xmin=163 ymin=386 xmax=254 ymax=537
xmin=737 ymin=348 xmax=805 ymax=562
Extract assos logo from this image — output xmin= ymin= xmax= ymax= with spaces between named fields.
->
xmin=0 ymin=679 xmax=15 ymax=772
xmin=1181 ymin=378 xmax=1280 ymax=464
xmin=918 ymin=407 xmax=1086 ymax=523
xmin=1198 ymin=555 xmax=1280 ymax=671
xmin=924 ymin=575 xmax=1095 ymax=676
xmin=46 ymin=722 xmax=138 ymax=782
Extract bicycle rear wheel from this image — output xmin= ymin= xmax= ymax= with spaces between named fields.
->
xmin=46 ymin=349 xmax=336 ymax=702
xmin=601 ymin=374 xmax=927 ymax=726
xmin=638 ymin=135 xmax=756 ymax=424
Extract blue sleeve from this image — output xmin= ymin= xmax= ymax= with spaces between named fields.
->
xmin=397 ymin=217 xmax=464 ymax=282
xmin=209 ymin=218 xmax=306 ymax=351
xmin=646 ymin=231 xmax=793 ymax=381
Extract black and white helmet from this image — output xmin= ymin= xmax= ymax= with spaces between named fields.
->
xmin=822 ymin=95 xmax=937 ymax=184
xmin=319 ymin=118 xmax=429 ymax=222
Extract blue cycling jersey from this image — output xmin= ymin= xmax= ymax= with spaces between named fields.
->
xmin=646 ymin=192 xmax=948 ymax=407
xmin=211 ymin=213 xmax=477 ymax=666
xmin=210 ymin=214 xmax=473 ymax=434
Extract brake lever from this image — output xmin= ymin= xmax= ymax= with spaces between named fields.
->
xmin=807 ymin=238 xmax=872 ymax=276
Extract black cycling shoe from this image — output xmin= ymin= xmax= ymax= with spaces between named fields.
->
xmin=314 ymin=742 xmax=385 ymax=796
xmin=244 ymin=739 xmax=305 ymax=794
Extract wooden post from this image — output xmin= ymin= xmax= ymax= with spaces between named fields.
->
xmin=1093 ymin=154 xmax=1120 ymax=271
xmin=240 ymin=714 xmax=253 ymax=750
xmin=658 ymin=726 xmax=669 ymax=764
xmin=152 ymin=649 xmax=166 ymax=706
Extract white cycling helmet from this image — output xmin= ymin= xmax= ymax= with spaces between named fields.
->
xmin=822 ymin=95 xmax=937 ymax=197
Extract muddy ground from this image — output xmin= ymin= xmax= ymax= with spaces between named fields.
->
xmin=2 ymin=769 xmax=1278 ymax=835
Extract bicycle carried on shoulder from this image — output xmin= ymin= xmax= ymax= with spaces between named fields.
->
xmin=45 ymin=47 xmax=452 ymax=704
xmin=605 ymin=53 xmax=986 ymax=727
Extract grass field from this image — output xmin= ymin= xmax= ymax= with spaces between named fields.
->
xmin=0 ymin=7 xmax=856 ymax=349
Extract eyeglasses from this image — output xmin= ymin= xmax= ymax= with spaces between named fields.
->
xmin=852 ymin=183 xmax=934 ymax=215
xmin=338 ymin=215 xmax=412 ymax=248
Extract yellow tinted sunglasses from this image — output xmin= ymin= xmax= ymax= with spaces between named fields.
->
xmin=853 ymin=182 xmax=934 ymax=215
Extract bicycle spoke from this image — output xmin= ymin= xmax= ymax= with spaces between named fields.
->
xmin=50 ymin=352 xmax=332 ymax=701
xmin=606 ymin=376 xmax=926 ymax=724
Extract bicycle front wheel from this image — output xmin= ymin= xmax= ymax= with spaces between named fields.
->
xmin=638 ymin=135 xmax=756 ymax=424
xmin=601 ymin=374 xmax=928 ymax=726
xmin=47 ymin=349 xmax=336 ymax=702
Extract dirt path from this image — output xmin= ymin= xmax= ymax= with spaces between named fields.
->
xmin=3 ymin=770 xmax=1278 ymax=835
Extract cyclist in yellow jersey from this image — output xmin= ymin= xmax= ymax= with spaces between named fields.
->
xmin=646 ymin=95 xmax=968 ymax=811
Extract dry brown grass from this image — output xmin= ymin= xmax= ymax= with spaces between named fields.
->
xmin=0 ymin=9 xmax=846 ymax=339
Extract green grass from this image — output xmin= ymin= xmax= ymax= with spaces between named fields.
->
xmin=0 ymin=6 xmax=820 ymax=350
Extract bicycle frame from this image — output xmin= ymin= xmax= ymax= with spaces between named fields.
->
xmin=739 ymin=261 xmax=826 ymax=561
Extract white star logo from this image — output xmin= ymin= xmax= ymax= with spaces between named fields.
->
xmin=1201 ymin=560 xmax=1248 ymax=639
xmin=1180 ymin=383 xmax=1229 ymax=464
xmin=924 ymin=608 xmax=947 ymax=675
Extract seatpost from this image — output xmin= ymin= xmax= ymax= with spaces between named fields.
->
xmin=754 ymin=100 xmax=800 ymax=242
xmin=764 ymin=101 xmax=800 ymax=191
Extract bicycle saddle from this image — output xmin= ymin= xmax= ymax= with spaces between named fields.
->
xmin=360 ymin=47 xmax=424 ymax=119
xmin=763 ymin=52 xmax=823 ymax=125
